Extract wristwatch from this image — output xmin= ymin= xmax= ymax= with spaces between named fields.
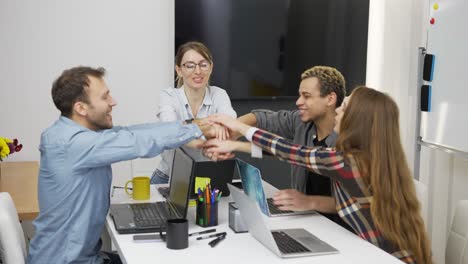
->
xmin=184 ymin=119 xmax=194 ymax=124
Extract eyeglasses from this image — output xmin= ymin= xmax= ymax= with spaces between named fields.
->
xmin=182 ymin=61 xmax=211 ymax=72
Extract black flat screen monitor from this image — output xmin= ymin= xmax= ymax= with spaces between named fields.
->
xmin=175 ymin=0 xmax=370 ymax=98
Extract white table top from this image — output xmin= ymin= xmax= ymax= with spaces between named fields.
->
xmin=106 ymin=183 xmax=403 ymax=264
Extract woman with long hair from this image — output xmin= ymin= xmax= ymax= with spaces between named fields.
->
xmin=203 ymin=87 xmax=432 ymax=264
xmin=151 ymin=41 xmax=236 ymax=184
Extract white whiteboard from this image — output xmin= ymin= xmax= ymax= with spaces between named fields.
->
xmin=421 ymin=0 xmax=468 ymax=153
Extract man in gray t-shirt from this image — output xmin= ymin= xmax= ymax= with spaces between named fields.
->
xmin=236 ymin=66 xmax=349 ymax=227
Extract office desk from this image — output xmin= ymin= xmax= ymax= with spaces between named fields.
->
xmin=0 ymin=161 xmax=39 ymax=220
xmin=106 ymin=183 xmax=403 ymax=264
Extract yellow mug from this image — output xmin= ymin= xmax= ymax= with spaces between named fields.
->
xmin=125 ymin=176 xmax=150 ymax=200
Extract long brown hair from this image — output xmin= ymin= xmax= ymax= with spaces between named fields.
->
xmin=174 ymin=41 xmax=213 ymax=87
xmin=336 ymin=87 xmax=432 ymax=264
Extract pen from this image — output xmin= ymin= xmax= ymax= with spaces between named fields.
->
xmin=189 ymin=228 xmax=216 ymax=237
xmin=208 ymin=233 xmax=226 ymax=247
xmin=113 ymin=186 xmax=132 ymax=190
xmin=198 ymin=187 xmax=203 ymax=199
xmin=196 ymin=232 xmax=226 ymax=240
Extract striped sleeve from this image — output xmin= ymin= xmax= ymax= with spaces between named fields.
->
xmin=251 ymin=129 xmax=356 ymax=181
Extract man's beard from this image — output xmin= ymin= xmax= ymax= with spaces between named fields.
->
xmin=88 ymin=114 xmax=112 ymax=130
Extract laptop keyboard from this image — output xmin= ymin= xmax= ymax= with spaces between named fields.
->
xmin=272 ymin=231 xmax=311 ymax=254
xmin=267 ymin=198 xmax=295 ymax=215
xmin=130 ymin=202 xmax=169 ymax=227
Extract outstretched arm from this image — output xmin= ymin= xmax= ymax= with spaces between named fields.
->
xmin=208 ymin=114 xmax=353 ymax=181
xmin=202 ymin=139 xmax=252 ymax=155
xmin=272 ymin=189 xmax=337 ymax=213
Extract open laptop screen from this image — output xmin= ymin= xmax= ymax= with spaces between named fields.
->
xmin=168 ymin=148 xmax=194 ymax=216
xmin=182 ymin=147 xmax=236 ymax=199
xmin=236 ymin=159 xmax=269 ymax=215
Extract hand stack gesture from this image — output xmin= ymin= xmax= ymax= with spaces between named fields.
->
xmin=195 ymin=114 xmax=253 ymax=161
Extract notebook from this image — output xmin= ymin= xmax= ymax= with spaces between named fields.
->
xmin=236 ymin=159 xmax=316 ymax=217
xmin=228 ymin=184 xmax=339 ymax=258
xmin=109 ymin=148 xmax=194 ymax=234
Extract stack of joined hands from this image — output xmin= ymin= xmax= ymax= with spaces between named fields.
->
xmin=196 ymin=113 xmax=251 ymax=161
xmin=194 ymin=114 xmax=323 ymax=212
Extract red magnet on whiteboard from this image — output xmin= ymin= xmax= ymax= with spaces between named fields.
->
xmin=430 ymin=18 xmax=435 ymax=25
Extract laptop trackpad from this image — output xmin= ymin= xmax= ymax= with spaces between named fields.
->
xmin=296 ymin=236 xmax=335 ymax=252
xmin=297 ymin=236 xmax=321 ymax=245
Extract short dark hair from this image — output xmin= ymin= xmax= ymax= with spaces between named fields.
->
xmin=51 ymin=66 xmax=106 ymax=117
xmin=301 ymin=66 xmax=346 ymax=108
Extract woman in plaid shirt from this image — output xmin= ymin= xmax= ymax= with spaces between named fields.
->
xmin=204 ymin=87 xmax=432 ymax=264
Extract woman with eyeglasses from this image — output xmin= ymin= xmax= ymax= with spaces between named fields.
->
xmin=151 ymin=41 xmax=237 ymax=184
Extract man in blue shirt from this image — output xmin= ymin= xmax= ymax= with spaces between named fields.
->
xmin=28 ymin=66 xmax=208 ymax=264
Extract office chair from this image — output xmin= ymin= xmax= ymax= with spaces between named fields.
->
xmin=446 ymin=200 xmax=468 ymax=264
xmin=0 ymin=192 xmax=27 ymax=264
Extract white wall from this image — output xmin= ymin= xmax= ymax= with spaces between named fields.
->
xmin=0 ymin=0 xmax=174 ymax=186
xmin=2 ymin=0 xmax=467 ymax=262
xmin=367 ymin=0 xmax=468 ymax=263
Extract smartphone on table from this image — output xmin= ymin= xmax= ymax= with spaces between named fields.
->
xmin=133 ymin=234 xmax=162 ymax=243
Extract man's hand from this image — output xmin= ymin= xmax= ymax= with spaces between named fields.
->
xmin=272 ymin=189 xmax=337 ymax=213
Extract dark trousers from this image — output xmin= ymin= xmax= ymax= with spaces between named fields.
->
xmin=101 ymin=251 xmax=123 ymax=264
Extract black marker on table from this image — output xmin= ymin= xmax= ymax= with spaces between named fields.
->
xmin=196 ymin=232 xmax=226 ymax=240
xmin=208 ymin=233 xmax=226 ymax=248
xmin=189 ymin=228 xmax=216 ymax=237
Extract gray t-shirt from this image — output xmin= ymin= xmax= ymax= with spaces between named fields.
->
xmin=252 ymin=109 xmax=338 ymax=194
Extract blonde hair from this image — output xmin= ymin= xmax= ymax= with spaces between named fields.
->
xmin=175 ymin=41 xmax=213 ymax=87
xmin=336 ymin=87 xmax=432 ymax=264
xmin=301 ymin=66 xmax=346 ymax=107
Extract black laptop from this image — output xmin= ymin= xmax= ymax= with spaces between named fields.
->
xmin=109 ymin=148 xmax=195 ymax=234
xmin=180 ymin=147 xmax=236 ymax=199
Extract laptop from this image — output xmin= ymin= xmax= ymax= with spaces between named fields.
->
xmin=159 ymin=147 xmax=235 ymax=199
xmin=236 ymin=159 xmax=316 ymax=217
xmin=109 ymin=148 xmax=194 ymax=234
xmin=182 ymin=146 xmax=236 ymax=199
xmin=228 ymin=184 xmax=339 ymax=258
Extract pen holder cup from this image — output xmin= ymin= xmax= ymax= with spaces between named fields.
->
xmin=196 ymin=200 xmax=218 ymax=227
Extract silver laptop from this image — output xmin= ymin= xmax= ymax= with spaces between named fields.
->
xmin=228 ymin=184 xmax=339 ymax=258
xmin=236 ymin=159 xmax=316 ymax=217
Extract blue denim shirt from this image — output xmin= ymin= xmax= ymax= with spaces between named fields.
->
xmin=27 ymin=116 xmax=201 ymax=264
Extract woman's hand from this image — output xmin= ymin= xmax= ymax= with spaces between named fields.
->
xmin=212 ymin=123 xmax=230 ymax=140
xmin=193 ymin=119 xmax=229 ymax=140
xmin=201 ymin=139 xmax=252 ymax=157
xmin=208 ymin=114 xmax=251 ymax=136
xmin=201 ymin=148 xmax=236 ymax=162
xmin=198 ymin=139 xmax=238 ymax=161
xmin=202 ymin=139 xmax=239 ymax=154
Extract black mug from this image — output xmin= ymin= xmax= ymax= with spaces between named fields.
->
xmin=159 ymin=218 xmax=189 ymax=250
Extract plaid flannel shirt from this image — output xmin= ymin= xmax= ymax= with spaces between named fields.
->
xmin=251 ymin=129 xmax=416 ymax=264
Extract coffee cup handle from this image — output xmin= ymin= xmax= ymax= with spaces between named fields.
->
xmin=124 ymin=180 xmax=133 ymax=195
